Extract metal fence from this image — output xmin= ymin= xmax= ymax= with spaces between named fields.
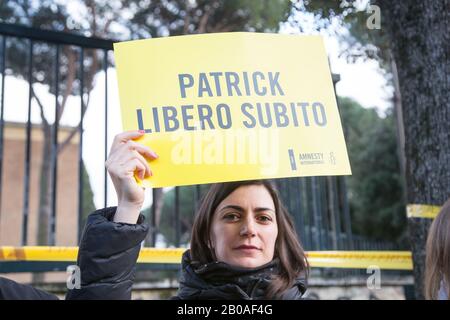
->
xmin=0 ymin=23 xmax=399 ymax=274
xmin=0 ymin=22 xmax=113 ymax=246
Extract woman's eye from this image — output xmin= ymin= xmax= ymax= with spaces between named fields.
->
xmin=258 ymin=215 xmax=272 ymax=222
xmin=223 ymin=213 xmax=239 ymax=221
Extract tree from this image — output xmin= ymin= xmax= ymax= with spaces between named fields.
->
xmin=374 ymin=0 xmax=450 ymax=299
xmin=289 ymin=0 xmax=448 ymax=298
xmin=125 ymin=0 xmax=291 ymax=37
xmin=338 ymin=97 xmax=407 ymax=246
xmin=291 ymin=0 xmax=406 ymax=182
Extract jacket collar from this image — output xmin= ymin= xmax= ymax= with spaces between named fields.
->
xmin=174 ymin=249 xmax=306 ymax=300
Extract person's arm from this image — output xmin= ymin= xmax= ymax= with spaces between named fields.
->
xmin=0 ymin=277 xmax=59 ymax=300
xmin=65 ymin=206 xmax=148 ymax=300
xmin=66 ymin=130 xmax=157 ymax=300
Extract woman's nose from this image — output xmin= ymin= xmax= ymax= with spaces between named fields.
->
xmin=239 ymin=219 xmax=256 ymax=237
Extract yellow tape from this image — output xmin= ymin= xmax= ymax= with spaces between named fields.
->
xmin=306 ymin=251 xmax=412 ymax=270
xmin=0 ymin=247 xmax=184 ymax=264
xmin=0 ymin=246 xmax=78 ymax=262
xmin=0 ymin=247 xmax=413 ymax=270
xmin=138 ymin=248 xmax=185 ymax=264
xmin=407 ymin=204 xmax=442 ymax=219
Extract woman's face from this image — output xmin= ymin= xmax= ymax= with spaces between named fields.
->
xmin=210 ymin=184 xmax=278 ymax=268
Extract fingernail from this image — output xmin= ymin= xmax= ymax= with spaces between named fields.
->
xmin=151 ymin=151 xmax=158 ymax=158
xmin=138 ymin=130 xmax=145 ymax=134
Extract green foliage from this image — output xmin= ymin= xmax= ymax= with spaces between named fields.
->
xmin=142 ymin=184 xmax=210 ymax=247
xmin=81 ymin=161 xmax=96 ymax=229
xmin=338 ymin=97 xmax=407 ymax=247
xmin=161 ymin=186 xmax=197 ymax=246
xmin=0 ymin=0 xmax=292 ymax=38
xmin=126 ymin=0 xmax=292 ymax=37
xmin=289 ymin=2 xmax=406 ymax=246
xmin=294 ymin=1 xmax=392 ymax=70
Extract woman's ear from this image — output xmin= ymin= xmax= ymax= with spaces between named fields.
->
xmin=207 ymin=239 xmax=217 ymax=261
xmin=207 ymin=238 xmax=214 ymax=249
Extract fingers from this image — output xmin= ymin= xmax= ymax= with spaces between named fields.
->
xmin=130 ymin=150 xmax=152 ymax=178
xmin=110 ymin=130 xmax=145 ymax=152
xmin=127 ymin=140 xmax=158 ymax=159
xmin=110 ymin=139 xmax=158 ymax=160
xmin=106 ymin=131 xmax=159 ymax=182
xmin=107 ymin=151 xmax=149 ymax=180
xmin=106 ymin=144 xmax=156 ymax=180
xmin=124 ymin=158 xmax=147 ymax=180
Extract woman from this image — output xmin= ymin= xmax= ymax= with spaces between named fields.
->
xmin=176 ymin=180 xmax=308 ymax=299
xmin=1 ymin=130 xmax=308 ymax=299
xmin=425 ymin=198 xmax=450 ymax=300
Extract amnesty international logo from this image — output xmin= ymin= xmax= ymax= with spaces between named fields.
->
xmin=288 ymin=149 xmax=338 ymax=171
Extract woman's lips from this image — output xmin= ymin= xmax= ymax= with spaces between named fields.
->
xmin=234 ymin=245 xmax=261 ymax=250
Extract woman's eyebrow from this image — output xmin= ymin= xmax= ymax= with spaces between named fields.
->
xmin=219 ymin=205 xmax=275 ymax=213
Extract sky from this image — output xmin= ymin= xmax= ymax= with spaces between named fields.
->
xmin=2 ymin=9 xmax=394 ymax=211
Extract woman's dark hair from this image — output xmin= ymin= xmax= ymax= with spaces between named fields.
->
xmin=190 ymin=179 xmax=309 ymax=298
xmin=425 ymin=198 xmax=450 ymax=299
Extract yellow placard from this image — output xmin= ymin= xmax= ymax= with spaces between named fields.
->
xmin=113 ymin=32 xmax=351 ymax=188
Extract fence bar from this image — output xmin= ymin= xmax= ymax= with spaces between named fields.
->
xmin=304 ymin=177 xmax=314 ymax=250
xmin=103 ymin=50 xmax=108 ymax=208
xmin=0 ymin=23 xmax=113 ymax=50
xmin=294 ymin=178 xmax=306 ymax=247
xmin=331 ymin=176 xmax=342 ymax=249
xmin=151 ymin=189 xmax=157 ymax=246
xmin=174 ymin=186 xmax=180 ymax=247
xmin=50 ymin=44 xmax=60 ymax=245
xmin=327 ymin=176 xmax=339 ymax=249
xmin=339 ymin=176 xmax=354 ymax=249
xmin=298 ymin=178 xmax=310 ymax=249
xmin=310 ymin=177 xmax=322 ymax=250
xmin=22 ymin=40 xmax=33 ymax=245
xmin=0 ymin=36 xmax=5 ymax=220
xmin=77 ymin=48 xmax=85 ymax=242
xmin=320 ymin=177 xmax=331 ymax=249
xmin=319 ymin=177 xmax=328 ymax=250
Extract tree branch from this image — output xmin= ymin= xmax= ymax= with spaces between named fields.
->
xmin=57 ymin=121 xmax=81 ymax=155
xmin=31 ymin=87 xmax=50 ymax=129
xmin=85 ymin=49 xmax=100 ymax=93
xmin=183 ymin=6 xmax=191 ymax=34
xmin=104 ymin=18 xmax=113 ymax=34
xmin=58 ymin=46 xmax=77 ymax=123
xmin=57 ymin=96 xmax=89 ymax=155
xmin=197 ymin=5 xmax=213 ymax=34
xmin=86 ymin=0 xmax=97 ymax=37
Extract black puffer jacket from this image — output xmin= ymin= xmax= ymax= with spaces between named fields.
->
xmin=0 ymin=277 xmax=59 ymax=300
xmin=66 ymin=207 xmax=149 ymax=299
xmin=1 ymin=207 xmax=306 ymax=300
